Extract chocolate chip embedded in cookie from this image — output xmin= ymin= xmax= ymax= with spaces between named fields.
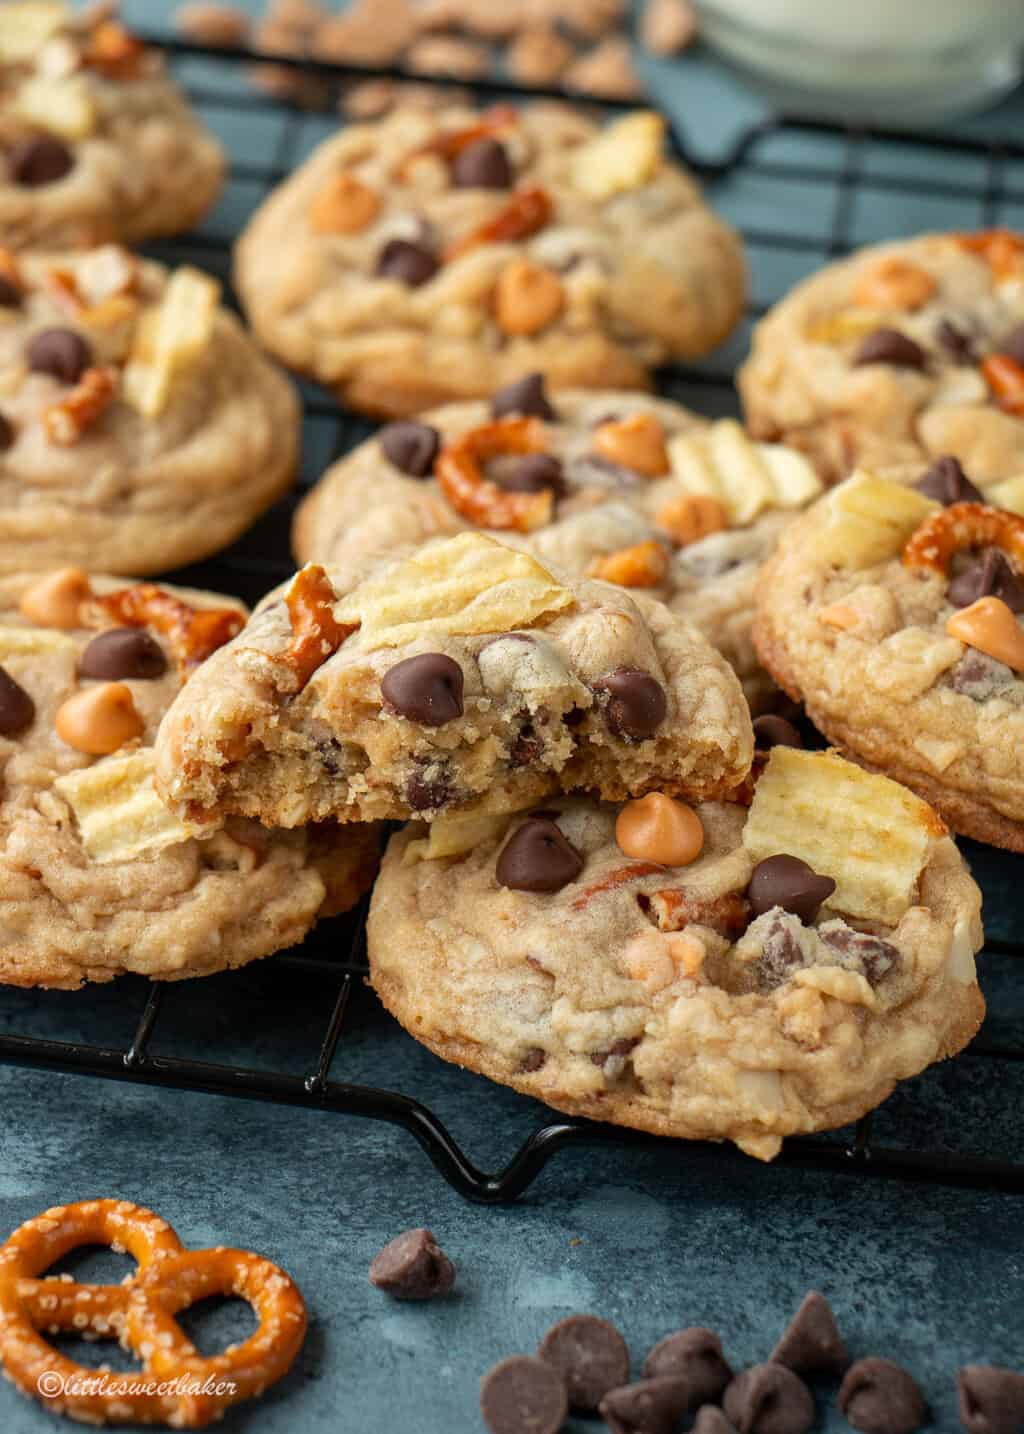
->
xmin=234 ymin=105 xmax=745 ymax=419
xmin=153 ymin=532 xmax=754 ymax=829
xmin=367 ymin=749 xmax=984 ymax=1159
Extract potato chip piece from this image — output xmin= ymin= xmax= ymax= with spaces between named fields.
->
xmin=804 ymin=308 xmax=890 ymax=343
xmin=814 ymin=471 xmax=939 ymax=568
xmin=12 ymin=75 xmax=95 ymax=139
xmin=986 ymin=473 xmax=1024 ymax=517
xmin=0 ymin=2 xmax=67 ymax=62
xmin=743 ymin=748 xmax=941 ymax=925
xmin=0 ymin=625 xmax=76 ymax=659
xmin=336 ymin=533 xmax=574 ymax=650
xmin=402 ymin=809 xmax=511 ymax=865
xmin=54 ymin=749 xmax=199 ymax=864
xmin=667 ymin=420 xmax=822 ymax=526
xmin=571 ymin=111 xmax=665 ymax=200
xmin=122 ymin=267 xmax=220 ymax=419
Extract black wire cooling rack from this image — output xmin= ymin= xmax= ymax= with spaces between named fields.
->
xmin=1 ymin=32 xmax=1022 ymax=1203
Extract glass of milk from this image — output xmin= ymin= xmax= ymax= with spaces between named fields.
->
xmin=693 ymin=0 xmax=1024 ymax=123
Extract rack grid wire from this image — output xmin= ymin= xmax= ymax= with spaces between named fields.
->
xmin=1 ymin=33 xmax=1022 ymax=1203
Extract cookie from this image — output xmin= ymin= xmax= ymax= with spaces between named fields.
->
xmin=1 ymin=5 xmax=224 ymax=247
xmin=739 ymin=231 xmax=1024 ymax=486
xmin=153 ymin=532 xmax=754 ymax=829
xmin=233 ymin=105 xmax=745 ymax=418
xmin=0 ymin=569 xmax=378 ymax=988
xmin=0 ymin=248 xmax=299 ymax=575
xmin=753 ymin=467 xmax=1024 ymax=851
xmin=368 ymin=746 xmax=984 ymax=1160
xmin=292 ymin=385 xmax=824 ymax=709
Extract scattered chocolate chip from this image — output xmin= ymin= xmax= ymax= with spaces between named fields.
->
xmin=820 ymin=924 xmax=900 ymax=984
xmin=452 ymin=136 xmax=513 ymax=189
xmin=997 ymin=322 xmax=1024 ymax=367
xmin=8 ymin=135 xmax=73 ymax=187
xmin=948 ymin=548 xmax=1024 ymax=612
xmin=496 ymin=816 xmax=584 ymax=893
xmin=957 ymin=1364 xmax=1024 ymax=1434
xmin=381 ymin=653 xmax=464 ymax=726
xmin=491 ymin=372 xmax=556 ymax=421
xmin=915 ymin=455 xmax=984 ymax=506
xmin=752 ymin=715 xmax=803 ymax=751
xmin=643 ymin=1327 xmax=733 ymax=1406
xmin=0 ymin=276 xmax=21 ymax=308
xmin=748 ymin=855 xmax=836 ymax=925
xmin=0 ymin=667 xmax=35 ymax=737
xmin=600 ymin=1376 xmax=693 ymax=1434
xmin=0 ymin=412 xmax=12 ymax=451
xmin=838 ymin=1359 xmax=928 ymax=1434
xmin=26 ymin=328 xmax=92 ymax=384
xmin=481 ymin=1354 xmax=568 ymax=1434
xmin=489 ymin=452 xmax=564 ymax=494
xmin=79 ymin=629 xmax=167 ymax=681
xmin=936 ymin=318 xmax=977 ymax=365
xmin=538 ymin=1314 xmax=629 ymax=1412
xmin=593 ymin=668 xmax=667 ymax=741
xmin=853 ymin=328 xmax=927 ymax=370
xmin=379 ymin=420 xmax=440 ymax=477
xmin=694 ymin=1408 xmax=740 ymax=1434
xmin=405 ymin=764 xmax=453 ymax=812
xmin=368 ymin=1227 xmax=455 ymax=1300
xmin=375 ymin=238 xmax=439 ymax=287
xmin=723 ymin=1364 xmax=815 ymax=1434
xmin=771 ymin=1292 xmax=849 ymax=1377
xmin=518 ymin=1046 xmax=547 ymax=1073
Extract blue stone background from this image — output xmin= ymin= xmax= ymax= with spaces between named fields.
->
xmin=1 ymin=5 xmax=1023 ymax=1431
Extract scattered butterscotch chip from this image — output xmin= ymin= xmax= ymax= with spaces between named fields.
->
xmin=309 ymin=172 xmax=381 ymax=234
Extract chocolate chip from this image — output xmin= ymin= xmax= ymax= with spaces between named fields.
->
xmin=752 ymin=715 xmax=803 ymax=751
xmin=518 ymin=1046 xmax=547 ymax=1073
xmin=948 ymin=548 xmax=1024 ymax=612
xmin=590 ymin=1036 xmax=639 ymax=1076
xmin=643 ymin=1327 xmax=733 ymax=1406
xmin=748 ymin=855 xmax=836 ymax=925
xmin=0 ymin=412 xmax=12 ymax=452
xmin=600 ymin=1377 xmax=693 ymax=1434
xmin=723 ymin=1364 xmax=815 ymax=1434
xmin=538 ymin=1314 xmax=629 ymax=1411
xmin=496 ymin=816 xmax=584 ymax=893
xmin=838 ymin=1359 xmax=928 ymax=1434
xmin=379 ymin=420 xmax=440 ymax=477
xmin=997 ymin=322 xmax=1024 ymax=367
xmin=0 ymin=276 xmax=21 ymax=308
xmin=26 ymin=328 xmax=92 ymax=384
xmin=481 ymin=1355 xmax=568 ymax=1434
xmin=820 ymin=925 xmax=899 ymax=984
xmin=694 ymin=1409 xmax=740 ymax=1434
xmin=853 ymin=328 xmax=927 ymax=370
xmin=368 ymin=1227 xmax=455 ymax=1300
xmin=491 ymin=372 xmax=556 ymax=421
xmin=593 ymin=668 xmax=667 ymax=741
xmin=79 ymin=629 xmax=167 ymax=681
xmin=381 ymin=653 xmax=464 ymax=726
xmin=950 ymin=648 xmax=1015 ymax=701
xmin=405 ymin=765 xmax=453 ymax=812
xmin=489 ymin=453 xmax=564 ymax=494
xmin=936 ymin=318 xmax=977 ymax=365
xmin=957 ymin=1365 xmax=1024 ymax=1434
xmin=756 ymin=912 xmax=808 ymax=988
xmin=771 ymin=1292 xmax=849 ymax=1377
xmin=8 ymin=135 xmax=73 ymax=187
xmin=452 ymin=136 xmax=513 ymax=189
xmin=0 ymin=667 xmax=34 ymax=737
xmin=915 ymin=455 xmax=984 ymax=506
xmin=375 ymin=238 xmax=439 ymax=286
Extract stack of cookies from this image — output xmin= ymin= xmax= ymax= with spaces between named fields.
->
xmin=3 ymin=7 xmax=1014 ymax=1162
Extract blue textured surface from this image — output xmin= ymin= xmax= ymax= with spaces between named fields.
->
xmin=1 ymin=6 xmax=1023 ymax=1431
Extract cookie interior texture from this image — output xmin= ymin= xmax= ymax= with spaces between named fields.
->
xmin=0 ymin=9 xmax=224 ymax=246
xmin=0 ymin=250 xmax=299 ymax=574
xmin=368 ymin=773 xmax=983 ymax=1160
xmin=0 ymin=572 xmax=377 ymax=988
xmin=739 ymin=231 xmax=1024 ymax=485
xmin=153 ymin=537 xmax=754 ymax=828
xmin=234 ymin=104 xmax=745 ymax=417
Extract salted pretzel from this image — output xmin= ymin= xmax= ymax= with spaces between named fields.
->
xmin=0 ymin=1199 xmax=306 ymax=1428
xmin=396 ymin=105 xmax=519 ymax=178
xmin=902 ymin=501 xmax=1024 ymax=576
xmin=435 ymin=417 xmax=554 ymax=532
xmin=444 ymin=186 xmax=554 ymax=261
xmin=283 ymin=564 xmax=355 ymax=687
xmin=91 ymin=585 xmax=245 ymax=673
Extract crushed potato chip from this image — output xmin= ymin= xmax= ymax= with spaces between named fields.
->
xmin=571 ymin=111 xmax=665 ymax=200
xmin=335 ymin=533 xmax=574 ymax=650
xmin=0 ymin=3 xmax=67 ymax=63
xmin=54 ymin=749 xmax=199 ymax=864
xmin=986 ymin=473 xmax=1024 ymax=517
xmin=804 ymin=309 xmax=890 ymax=343
xmin=122 ymin=267 xmax=220 ymax=419
xmin=402 ymin=809 xmax=512 ymax=865
xmin=743 ymin=748 xmax=941 ymax=926
xmin=0 ymin=625 xmax=76 ymax=659
xmin=814 ymin=472 xmax=939 ymax=568
xmin=667 ymin=420 xmax=822 ymax=526
xmin=12 ymin=75 xmax=95 ymax=140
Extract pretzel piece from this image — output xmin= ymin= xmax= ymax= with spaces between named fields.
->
xmin=444 ymin=185 xmax=553 ymax=261
xmin=0 ymin=1200 xmax=306 ymax=1429
xmin=92 ymin=584 xmax=245 ymax=673
xmin=982 ymin=353 xmax=1024 ymax=416
xmin=42 ymin=364 xmax=118 ymax=445
xmin=397 ymin=105 xmax=518 ymax=177
xmin=902 ymin=501 xmax=1024 ymax=576
xmin=435 ymin=417 xmax=553 ymax=531
xmin=282 ymin=564 xmax=356 ymax=688
xmin=957 ymin=228 xmax=1024 ymax=280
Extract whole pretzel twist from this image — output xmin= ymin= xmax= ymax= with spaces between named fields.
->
xmin=436 ymin=417 xmax=554 ymax=532
xmin=902 ymin=501 xmax=1024 ymax=575
xmin=0 ymin=1200 xmax=306 ymax=1428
